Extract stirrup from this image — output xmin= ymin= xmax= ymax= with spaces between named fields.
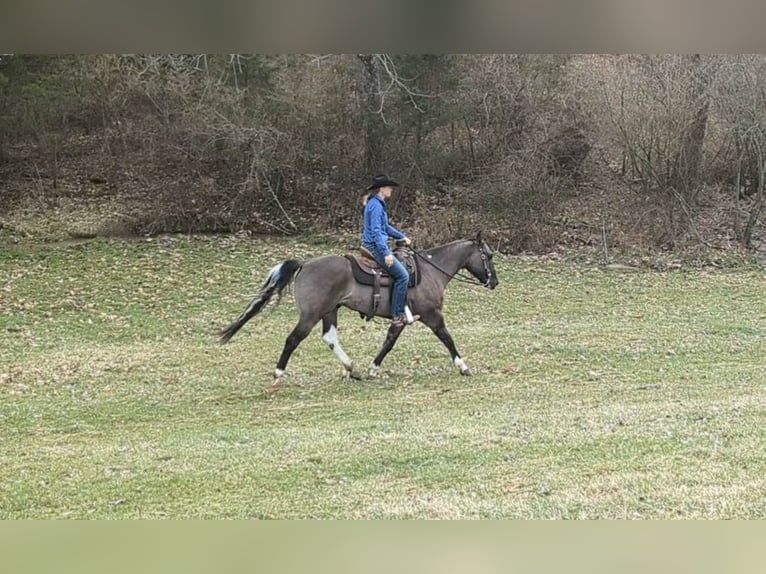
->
xmin=392 ymin=313 xmax=420 ymax=327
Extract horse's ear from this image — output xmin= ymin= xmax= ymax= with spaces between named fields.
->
xmin=475 ymin=230 xmax=483 ymax=243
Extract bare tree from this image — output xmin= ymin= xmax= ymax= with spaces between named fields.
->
xmin=671 ymin=54 xmax=712 ymax=204
xmin=356 ymin=54 xmax=438 ymax=175
xmin=716 ymin=55 xmax=766 ymax=247
xmin=358 ymin=54 xmax=385 ymax=174
xmin=591 ymin=55 xmax=717 ymax=245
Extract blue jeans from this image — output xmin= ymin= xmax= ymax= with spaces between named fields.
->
xmin=365 ymin=244 xmax=409 ymax=316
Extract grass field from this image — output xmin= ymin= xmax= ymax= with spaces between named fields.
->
xmin=1 ymin=234 xmax=765 ymax=519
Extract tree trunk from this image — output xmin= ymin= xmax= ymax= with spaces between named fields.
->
xmin=671 ymin=54 xmax=710 ymax=202
xmin=735 ymin=139 xmax=744 ymax=241
xmin=743 ymin=138 xmax=765 ymax=248
xmin=358 ymin=54 xmax=385 ymax=174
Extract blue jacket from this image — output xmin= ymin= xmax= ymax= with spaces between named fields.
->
xmin=362 ymin=194 xmax=405 ymax=256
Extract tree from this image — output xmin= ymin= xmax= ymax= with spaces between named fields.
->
xmin=593 ymin=54 xmax=717 ymax=245
xmin=670 ymin=54 xmax=713 ymax=207
xmin=715 ymin=54 xmax=766 ymax=247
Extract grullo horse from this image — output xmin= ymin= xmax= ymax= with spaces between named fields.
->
xmin=219 ymin=233 xmax=498 ymax=385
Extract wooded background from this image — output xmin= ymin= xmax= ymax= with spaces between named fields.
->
xmin=1 ymin=54 xmax=765 ymax=253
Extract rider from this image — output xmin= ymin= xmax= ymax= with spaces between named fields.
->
xmin=362 ymin=175 xmax=419 ymax=327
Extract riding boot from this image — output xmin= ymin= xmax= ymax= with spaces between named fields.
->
xmin=391 ymin=312 xmax=420 ymax=327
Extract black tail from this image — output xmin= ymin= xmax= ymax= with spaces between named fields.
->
xmin=218 ymin=259 xmax=302 ymax=344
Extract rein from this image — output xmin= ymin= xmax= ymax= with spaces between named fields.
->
xmin=412 ymin=247 xmax=491 ymax=287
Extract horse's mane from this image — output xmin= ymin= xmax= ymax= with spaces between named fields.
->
xmin=421 ymin=238 xmax=474 ymax=255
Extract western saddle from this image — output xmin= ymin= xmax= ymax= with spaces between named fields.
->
xmin=345 ymin=242 xmax=420 ymax=321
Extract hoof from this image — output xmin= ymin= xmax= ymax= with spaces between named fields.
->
xmin=454 ymin=357 xmax=471 ymax=376
xmin=368 ymin=364 xmax=380 ymax=379
xmin=271 ymin=368 xmax=285 ymax=387
xmin=347 ymin=365 xmax=365 ymax=381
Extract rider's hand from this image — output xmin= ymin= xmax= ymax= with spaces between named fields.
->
xmin=403 ymin=237 xmax=412 ymax=246
xmin=385 ymin=254 xmax=395 ymax=267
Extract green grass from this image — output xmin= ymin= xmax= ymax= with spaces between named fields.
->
xmin=1 ymin=235 xmax=765 ymax=518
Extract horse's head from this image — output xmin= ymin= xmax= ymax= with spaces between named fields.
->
xmin=464 ymin=232 xmax=499 ymax=289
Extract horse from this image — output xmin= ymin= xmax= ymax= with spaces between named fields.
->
xmin=218 ymin=232 xmax=499 ymax=385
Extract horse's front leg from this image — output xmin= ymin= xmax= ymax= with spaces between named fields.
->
xmin=423 ymin=312 xmax=471 ymax=376
xmin=368 ymin=322 xmax=406 ymax=378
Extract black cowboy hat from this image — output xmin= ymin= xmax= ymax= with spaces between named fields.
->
xmin=366 ymin=174 xmax=400 ymax=190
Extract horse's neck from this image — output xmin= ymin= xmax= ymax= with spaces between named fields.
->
xmin=425 ymin=240 xmax=472 ymax=281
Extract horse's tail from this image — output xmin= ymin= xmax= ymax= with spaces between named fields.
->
xmin=218 ymin=259 xmax=303 ymax=344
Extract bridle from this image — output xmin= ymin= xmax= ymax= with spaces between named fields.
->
xmin=413 ymin=243 xmax=494 ymax=287
xmin=477 ymin=247 xmax=494 ymax=287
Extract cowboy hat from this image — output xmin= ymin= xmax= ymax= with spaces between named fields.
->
xmin=366 ymin=174 xmax=400 ymax=190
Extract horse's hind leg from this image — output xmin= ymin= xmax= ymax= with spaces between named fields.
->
xmin=274 ymin=314 xmax=318 ymax=385
xmin=369 ymin=323 xmax=406 ymax=378
xmin=321 ymin=309 xmax=362 ymax=380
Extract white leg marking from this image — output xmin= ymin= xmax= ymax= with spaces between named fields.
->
xmin=322 ymin=325 xmax=353 ymax=369
xmin=454 ymin=356 xmax=470 ymax=374
xmin=274 ymin=368 xmax=285 ymax=379
xmin=368 ymin=363 xmax=380 ymax=378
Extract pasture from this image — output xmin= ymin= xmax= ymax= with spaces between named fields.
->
xmin=1 ymin=234 xmax=765 ymax=519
